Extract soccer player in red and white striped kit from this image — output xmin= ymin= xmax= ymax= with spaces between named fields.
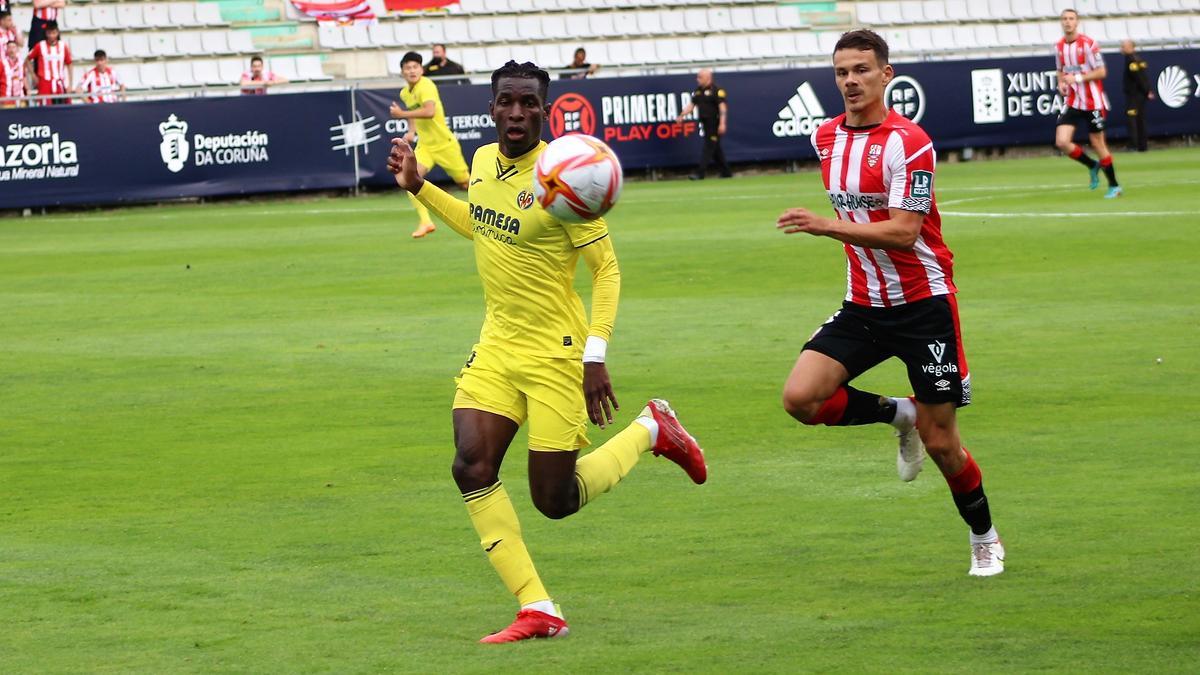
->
xmin=1054 ymin=8 xmax=1121 ymax=198
xmin=775 ymin=29 xmax=1004 ymax=577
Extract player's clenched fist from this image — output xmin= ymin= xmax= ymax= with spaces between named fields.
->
xmin=776 ymin=207 xmax=831 ymax=236
xmin=387 ymin=138 xmax=424 ymax=194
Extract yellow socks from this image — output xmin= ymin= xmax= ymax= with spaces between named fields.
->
xmin=574 ymin=421 xmax=652 ymax=508
xmin=408 ymin=192 xmax=433 ymax=227
xmin=463 ymin=482 xmax=550 ymax=606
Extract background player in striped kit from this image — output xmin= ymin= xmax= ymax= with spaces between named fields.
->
xmin=77 ymin=49 xmax=124 ymax=103
xmin=1054 ymin=8 xmax=1121 ymax=198
xmin=775 ymin=29 xmax=1004 ymax=577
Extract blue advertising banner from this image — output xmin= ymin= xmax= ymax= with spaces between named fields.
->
xmin=3 ymin=49 xmax=1198 ymax=209
xmin=0 ymin=91 xmax=357 ymax=209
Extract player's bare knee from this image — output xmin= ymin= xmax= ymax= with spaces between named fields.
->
xmin=782 ymin=388 xmax=820 ymax=423
xmin=451 ymin=452 xmax=499 ymax=492
xmin=1055 ymin=139 xmax=1072 ymax=152
xmin=530 ymin=489 xmax=576 ymax=520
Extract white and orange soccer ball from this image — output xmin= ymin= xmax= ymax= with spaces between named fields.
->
xmin=533 ymin=134 xmax=623 ymax=223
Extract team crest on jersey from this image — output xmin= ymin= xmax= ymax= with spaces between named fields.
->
xmin=516 ymin=189 xmax=535 ymax=210
xmin=866 ymin=143 xmax=883 ymax=168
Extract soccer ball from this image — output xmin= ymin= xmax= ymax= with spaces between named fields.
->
xmin=533 ymin=134 xmax=623 ymax=223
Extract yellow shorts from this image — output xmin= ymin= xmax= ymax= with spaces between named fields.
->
xmin=416 ymin=139 xmax=470 ymax=185
xmin=453 ymin=343 xmax=589 ymax=451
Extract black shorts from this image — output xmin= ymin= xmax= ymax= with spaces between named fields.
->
xmin=803 ymin=296 xmax=972 ymax=407
xmin=1057 ymin=106 xmax=1106 ymax=134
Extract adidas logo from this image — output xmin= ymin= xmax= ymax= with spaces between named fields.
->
xmin=772 ymin=82 xmax=832 ymax=138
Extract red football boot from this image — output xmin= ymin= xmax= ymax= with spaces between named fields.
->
xmin=646 ymin=399 xmax=707 ymax=484
xmin=478 ymin=609 xmax=569 ymax=644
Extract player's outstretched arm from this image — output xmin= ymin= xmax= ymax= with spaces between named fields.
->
xmin=387 ymin=138 xmax=473 ymax=239
xmin=580 ymin=235 xmax=621 ymax=427
xmin=777 ymin=207 xmax=922 ymax=249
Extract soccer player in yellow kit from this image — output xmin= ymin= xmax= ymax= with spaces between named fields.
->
xmin=387 ymin=61 xmax=708 ymax=643
xmin=390 ymin=51 xmax=471 ymax=238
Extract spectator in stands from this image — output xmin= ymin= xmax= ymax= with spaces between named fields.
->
xmin=240 ymin=55 xmax=287 ymax=95
xmin=675 ymin=68 xmax=731 ymax=180
xmin=77 ymin=49 xmax=124 ymax=103
xmin=25 ymin=19 xmax=69 ymax=105
xmin=560 ymin=48 xmax=599 ymax=80
xmin=1 ymin=39 xmax=27 ymax=107
xmin=425 ymin=43 xmax=467 ymax=85
xmin=1121 ymin=39 xmax=1153 ymax=153
xmin=29 ymin=0 xmax=64 ymax=48
xmin=0 ymin=10 xmax=25 ymax=53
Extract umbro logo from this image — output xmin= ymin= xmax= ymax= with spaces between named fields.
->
xmin=934 ymin=379 xmax=951 ymax=390
xmin=772 ymin=82 xmax=832 ymax=138
xmin=928 ymin=340 xmax=947 ymax=363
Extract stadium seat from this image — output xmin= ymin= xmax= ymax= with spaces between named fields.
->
xmin=344 ymin=23 xmax=372 ymax=49
xmin=225 ymin=30 xmax=253 ymax=54
xmin=885 ymin=28 xmax=912 ymax=53
xmin=1074 ymin=0 xmax=1100 ymax=15
xmin=972 ymin=24 xmax=999 ymax=48
xmin=368 ymin=22 xmax=396 ymax=46
xmin=541 ymin=15 xmax=568 ymax=40
xmin=318 ymin=24 xmax=346 ymax=49
xmin=143 ymin=3 xmax=172 ymax=28
xmin=985 ymin=0 xmax=1012 ymax=21
xmin=1097 ymin=0 xmax=1130 ymax=15
xmin=295 ymin=55 xmax=332 ymax=81
xmin=1088 ymin=18 xmax=1112 ymax=42
xmin=170 ymin=3 xmax=199 ymax=27
xmin=196 ymin=2 xmax=227 ymax=26
xmin=1009 ymin=0 xmax=1039 ymax=18
xmin=921 ymin=0 xmax=947 ymax=23
xmin=417 ymin=19 xmax=446 ymax=44
xmin=60 ymin=6 xmax=93 ymax=32
xmin=996 ymin=23 xmax=1022 ymax=46
xmin=795 ymin=32 xmax=822 ymax=56
xmin=89 ymin=4 xmax=119 ymax=30
xmin=768 ymin=33 xmax=795 ymax=58
xmin=1169 ymin=15 xmax=1195 ymax=38
xmin=508 ymin=0 xmax=534 ymax=11
xmin=582 ymin=41 xmax=610 ymax=65
xmin=1017 ymin=22 xmax=1042 ymax=46
xmin=116 ymin=64 xmax=142 ymax=90
xmin=662 ymin=8 xmax=691 ymax=33
xmin=857 ymin=1 xmax=881 ymax=25
xmin=591 ymin=13 xmax=616 ymax=38
xmin=817 ymin=31 xmax=840 ymax=55
xmin=906 ymin=27 xmax=931 ymax=51
xmin=900 ymin=1 xmax=927 ymax=23
xmin=166 ymin=60 xmax=197 ymax=87
xmin=459 ymin=0 xmax=489 ymax=14
xmin=443 ymin=18 xmax=470 ymax=44
xmin=484 ymin=45 xmax=509 ymax=69
xmin=678 ymin=37 xmax=705 ymax=62
xmin=510 ymin=43 xmax=537 ymax=64
xmin=384 ymin=51 xmax=405 ymax=75
xmin=628 ymin=38 xmax=657 ymax=64
xmin=193 ymin=59 xmax=225 ymax=86
xmin=636 ymin=9 xmax=665 ymax=34
xmin=683 ymin=8 xmax=709 ymax=32
xmin=879 ymin=2 xmax=905 ymax=26
xmin=613 ymin=11 xmax=639 ymax=36
xmin=928 ymin=25 xmax=957 ymax=50
xmin=267 ymin=56 xmax=298 ymax=81
xmin=117 ymin=33 xmax=148 ymax=59
xmin=1038 ymin=22 xmax=1061 ymax=44
xmin=467 ymin=16 xmax=496 ymax=42
xmin=535 ymin=43 xmax=561 ymax=67
xmin=70 ymin=35 xmax=97 ymax=61
xmin=115 ymin=5 xmax=145 ymax=30
xmin=1126 ymin=17 xmax=1153 ymax=40
xmin=729 ymin=7 xmax=755 ymax=31
xmin=944 ymin=0 xmax=970 ymax=21
xmin=149 ymin=33 xmax=176 ymax=58
xmin=199 ymin=31 xmax=229 ymax=56
xmin=458 ymin=47 xmax=488 ymax=72
xmin=392 ymin=21 xmax=418 ymax=44
xmin=139 ymin=62 xmax=170 ymax=88
xmin=218 ymin=58 xmax=244 ymax=84
xmin=492 ymin=16 xmax=519 ymax=40
xmin=707 ymin=7 xmax=731 ymax=30
xmin=655 ymin=38 xmax=682 ymax=62
xmin=176 ymin=31 xmax=206 ymax=56
xmin=777 ymin=5 xmax=806 ymax=29
xmin=1147 ymin=16 xmax=1173 ymax=39
xmin=95 ymin=34 xmax=125 ymax=59
xmin=751 ymin=5 xmax=777 ymax=30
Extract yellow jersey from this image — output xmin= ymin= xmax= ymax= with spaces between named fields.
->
xmin=414 ymin=141 xmax=620 ymax=358
xmin=399 ymin=76 xmax=456 ymax=148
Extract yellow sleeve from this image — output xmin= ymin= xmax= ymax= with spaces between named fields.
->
xmin=415 ymin=181 xmax=473 ymax=239
xmin=579 ymin=235 xmax=619 ymax=341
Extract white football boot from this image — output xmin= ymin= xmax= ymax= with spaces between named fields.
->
xmin=893 ymin=397 xmax=924 ymax=482
xmin=969 ymin=540 xmax=1006 ymax=577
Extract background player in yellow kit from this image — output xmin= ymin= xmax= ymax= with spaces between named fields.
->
xmin=387 ymin=60 xmax=708 ymax=643
xmin=390 ymin=51 xmax=470 ymax=238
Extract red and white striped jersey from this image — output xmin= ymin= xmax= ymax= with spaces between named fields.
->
xmin=80 ymin=65 xmax=122 ymax=102
xmin=34 ymin=6 xmax=59 ymax=21
xmin=1 ymin=54 xmax=25 ymax=98
xmin=28 ymin=39 xmax=70 ymax=83
xmin=811 ymin=110 xmax=956 ymax=308
xmin=1055 ymin=34 xmax=1108 ymax=112
xmin=0 ymin=26 xmax=20 ymax=52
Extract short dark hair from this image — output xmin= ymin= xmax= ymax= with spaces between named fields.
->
xmin=491 ymin=60 xmax=550 ymax=103
xmin=250 ymin=55 xmax=263 ymax=65
xmin=0 ymin=10 xmax=11 ymax=20
xmin=833 ymin=29 xmax=889 ymax=66
xmin=401 ymin=51 xmax=423 ymax=66
xmin=44 ymin=20 xmax=59 ymax=31
xmin=432 ymin=43 xmax=446 ymax=50
xmin=1061 ymin=8 xmax=1078 ymax=17
xmin=94 ymin=49 xmax=107 ymax=60
xmin=574 ymin=47 xmax=586 ymax=56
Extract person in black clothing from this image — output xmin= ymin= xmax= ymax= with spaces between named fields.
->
xmin=424 ymin=43 xmax=468 ymax=85
xmin=675 ymin=68 xmax=731 ymax=180
xmin=1120 ymin=39 xmax=1153 ymax=152
xmin=559 ymin=47 xmax=599 ymax=80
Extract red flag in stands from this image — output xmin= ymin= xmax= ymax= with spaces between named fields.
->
xmin=289 ymin=0 xmax=378 ymax=23
xmin=383 ymin=0 xmax=459 ymax=9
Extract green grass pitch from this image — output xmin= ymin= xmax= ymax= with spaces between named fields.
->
xmin=2 ymin=148 xmax=1198 ymax=672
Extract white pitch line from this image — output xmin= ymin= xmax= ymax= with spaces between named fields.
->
xmin=942 ymin=210 xmax=1195 ymax=218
